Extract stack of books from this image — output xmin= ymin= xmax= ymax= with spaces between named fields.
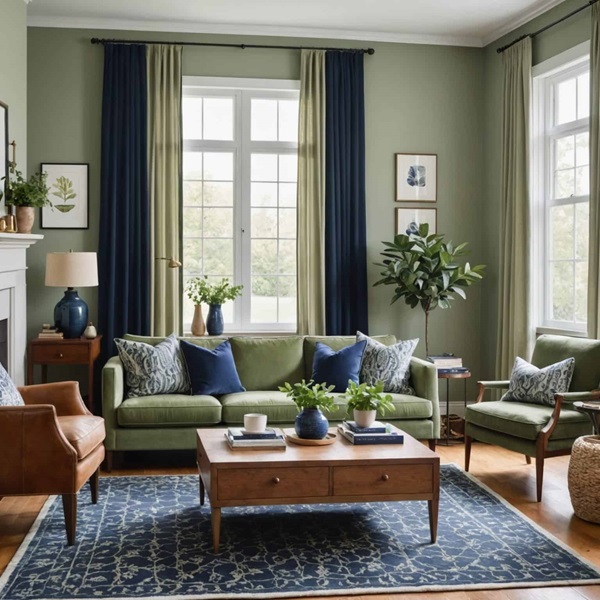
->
xmin=38 ymin=324 xmax=63 ymax=340
xmin=338 ymin=421 xmax=404 ymax=445
xmin=225 ymin=427 xmax=286 ymax=450
xmin=426 ymin=354 xmax=468 ymax=374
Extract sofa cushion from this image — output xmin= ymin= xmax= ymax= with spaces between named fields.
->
xmin=0 ymin=362 xmax=24 ymax=407
xmin=124 ymin=334 xmax=226 ymax=349
xmin=115 ymin=334 xmax=190 ymax=398
xmin=303 ymin=335 xmax=396 ymax=380
xmin=220 ymin=391 xmax=298 ymax=424
xmin=229 ymin=337 xmax=304 ymax=391
xmin=385 ymin=394 xmax=433 ymax=420
xmin=466 ymin=401 xmax=591 ymax=441
xmin=57 ymin=415 xmax=105 ymax=460
xmin=117 ymin=395 xmax=222 ymax=427
xmin=180 ymin=339 xmax=245 ymax=396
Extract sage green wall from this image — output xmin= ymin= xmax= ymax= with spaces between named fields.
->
xmin=0 ymin=0 xmax=27 ymax=214
xmin=27 ymin=27 xmax=485 ymax=390
xmin=481 ymin=0 xmax=591 ymax=379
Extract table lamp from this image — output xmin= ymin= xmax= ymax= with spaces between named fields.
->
xmin=45 ymin=251 xmax=99 ymax=338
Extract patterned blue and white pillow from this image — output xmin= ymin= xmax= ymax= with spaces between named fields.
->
xmin=0 ymin=362 xmax=24 ymax=407
xmin=357 ymin=331 xmax=418 ymax=395
xmin=115 ymin=334 xmax=191 ymax=398
xmin=501 ymin=356 xmax=575 ymax=407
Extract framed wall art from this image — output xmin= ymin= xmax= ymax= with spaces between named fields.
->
xmin=0 ymin=101 xmax=7 ymax=205
xmin=41 ymin=163 xmax=89 ymax=229
xmin=396 ymin=207 xmax=437 ymax=235
xmin=395 ymin=153 xmax=437 ymax=202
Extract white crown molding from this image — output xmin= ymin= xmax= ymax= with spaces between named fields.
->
xmin=481 ymin=0 xmax=569 ymax=47
xmin=26 ymin=15 xmax=482 ymax=48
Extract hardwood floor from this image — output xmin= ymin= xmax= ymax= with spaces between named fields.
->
xmin=1 ymin=442 xmax=599 ymax=599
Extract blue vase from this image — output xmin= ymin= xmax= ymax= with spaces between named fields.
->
xmin=54 ymin=288 xmax=89 ymax=339
xmin=206 ymin=304 xmax=224 ymax=336
xmin=295 ymin=408 xmax=329 ymax=440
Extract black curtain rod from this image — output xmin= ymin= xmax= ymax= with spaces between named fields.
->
xmin=497 ymin=0 xmax=598 ymax=53
xmin=90 ymin=37 xmax=375 ymax=55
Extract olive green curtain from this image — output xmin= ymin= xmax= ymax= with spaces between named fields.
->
xmin=297 ymin=49 xmax=326 ymax=335
xmin=148 ymin=44 xmax=182 ymax=336
xmin=589 ymin=4 xmax=600 ymax=339
xmin=496 ymin=38 xmax=533 ymax=378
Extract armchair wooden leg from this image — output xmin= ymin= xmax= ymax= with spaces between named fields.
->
xmin=465 ymin=435 xmax=472 ymax=471
xmin=525 ymin=455 xmax=531 ymax=465
xmin=105 ymin=450 xmax=113 ymax=473
xmin=90 ymin=468 xmax=99 ymax=504
xmin=428 ymin=439 xmax=436 ymax=452
xmin=61 ymin=493 xmax=77 ymax=546
xmin=535 ymin=448 xmax=545 ymax=502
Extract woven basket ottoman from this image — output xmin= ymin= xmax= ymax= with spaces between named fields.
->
xmin=568 ymin=435 xmax=600 ymax=524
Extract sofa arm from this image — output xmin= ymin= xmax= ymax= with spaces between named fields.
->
xmin=102 ymin=356 xmax=125 ymax=449
xmin=410 ymin=357 xmax=440 ymax=438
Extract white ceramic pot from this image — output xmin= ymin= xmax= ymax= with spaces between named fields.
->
xmin=353 ymin=409 xmax=377 ymax=428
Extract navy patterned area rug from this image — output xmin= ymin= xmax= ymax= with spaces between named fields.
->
xmin=1 ymin=465 xmax=599 ymax=599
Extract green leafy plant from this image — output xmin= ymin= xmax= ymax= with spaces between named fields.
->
xmin=2 ymin=164 xmax=51 ymax=208
xmin=344 ymin=380 xmax=394 ymax=415
xmin=51 ymin=176 xmax=77 ymax=213
xmin=185 ymin=276 xmax=243 ymax=306
xmin=374 ymin=223 xmax=485 ymax=355
xmin=279 ymin=380 xmax=336 ymax=412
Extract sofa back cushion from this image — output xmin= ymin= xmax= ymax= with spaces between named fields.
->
xmin=123 ymin=334 xmax=226 ymax=349
xmin=229 ymin=336 xmax=304 ymax=391
xmin=303 ymin=335 xmax=396 ymax=380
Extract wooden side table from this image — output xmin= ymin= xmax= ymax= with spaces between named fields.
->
xmin=437 ymin=369 xmax=471 ymax=446
xmin=27 ymin=335 xmax=102 ymax=412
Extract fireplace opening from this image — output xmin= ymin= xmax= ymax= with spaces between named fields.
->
xmin=0 ymin=318 xmax=7 ymax=371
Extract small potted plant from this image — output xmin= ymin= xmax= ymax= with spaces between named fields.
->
xmin=344 ymin=380 xmax=394 ymax=428
xmin=279 ymin=380 xmax=336 ymax=440
xmin=185 ymin=276 xmax=243 ymax=336
xmin=2 ymin=164 xmax=51 ymax=234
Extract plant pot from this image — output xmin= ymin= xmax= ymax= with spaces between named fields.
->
xmin=295 ymin=408 xmax=329 ymax=440
xmin=206 ymin=304 xmax=224 ymax=336
xmin=15 ymin=206 xmax=35 ymax=234
xmin=191 ymin=305 xmax=206 ymax=336
xmin=353 ymin=409 xmax=377 ymax=428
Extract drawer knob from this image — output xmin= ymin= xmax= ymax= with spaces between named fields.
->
xmin=381 ymin=474 xmax=389 ymax=481
xmin=272 ymin=477 xmax=280 ymax=484
xmin=58 ymin=353 xmax=64 ymax=358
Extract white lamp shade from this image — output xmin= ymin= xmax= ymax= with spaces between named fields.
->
xmin=45 ymin=252 xmax=99 ymax=288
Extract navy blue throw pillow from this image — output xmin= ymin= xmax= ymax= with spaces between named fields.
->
xmin=180 ymin=339 xmax=245 ymax=396
xmin=311 ymin=340 xmax=367 ymax=392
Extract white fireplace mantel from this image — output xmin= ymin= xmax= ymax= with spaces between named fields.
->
xmin=0 ymin=232 xmax=43 ymax=385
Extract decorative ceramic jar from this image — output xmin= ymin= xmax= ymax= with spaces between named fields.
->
xmin=295 ymin=408 xmax=329 ymax=440
xmin=83 ymin=322 xmax=97 ymax=339
xmin=191 ymin=305 xmax=206 ymax=336
xmin=15 ymin=206 xmax=35 ymax=234
xmin=206 ymin=304 xmax=224 ymax=336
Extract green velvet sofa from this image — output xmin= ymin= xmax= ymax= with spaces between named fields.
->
xmin=102 ymin=334 xmax=440 ymax=468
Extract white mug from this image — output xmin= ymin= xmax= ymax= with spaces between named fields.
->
xmin=244 ymin=413 xmax=268 ymax=433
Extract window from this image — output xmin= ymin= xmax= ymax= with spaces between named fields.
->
xmin=182 ymin=78 xmax=299 ymax=333
xmin=532 ymin=46 xmax=590 ymax=333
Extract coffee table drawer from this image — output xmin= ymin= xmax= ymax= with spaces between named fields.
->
xmin=333 ymin=464 xmax=433 ymax=496
xmin=218 ymin=467 xmax=329 ymax=500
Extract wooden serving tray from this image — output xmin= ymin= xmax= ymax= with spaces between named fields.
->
xmin=284 ymin=430 xmax=337 ymax=446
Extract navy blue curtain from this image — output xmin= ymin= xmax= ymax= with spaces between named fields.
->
xmin=324 ymin=51 xmax=369 ymax=335
xmin=98 ymin=44 xmax=150 ymax=363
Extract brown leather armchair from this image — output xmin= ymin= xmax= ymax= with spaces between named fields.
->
xmin=0 ymin=381 xmax=105 ymax=545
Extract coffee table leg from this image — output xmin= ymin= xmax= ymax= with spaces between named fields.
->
xmin=211 ymin=507 xmax=221 ymax=552
xmin=199 ymin=475 xmax=205 ymax=506
xmin=428 ymin=498 xmax=439 ymax=543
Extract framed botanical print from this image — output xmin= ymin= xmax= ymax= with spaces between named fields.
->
xmin=41 ymin=163 xmax=89 ymax=229
xmin=395 ymin=153 xmax=437 ymax=202
xmin=396 ymin=207 xmax=437 ymax=235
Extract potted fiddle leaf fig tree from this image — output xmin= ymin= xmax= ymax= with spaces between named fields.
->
xmin=344 ymin=380 xmax=394 ymax=428
xmin=374 ymin=223 xmax=485 ymax=356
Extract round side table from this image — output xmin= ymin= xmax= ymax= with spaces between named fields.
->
xmin=437 ymin=370 xmax=471 ymax=446
xmin=572 ymin=401 xmax=600 ymax=434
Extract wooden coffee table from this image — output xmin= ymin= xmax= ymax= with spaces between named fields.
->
xmin=196 ymin=428 xmax=440 ymax=552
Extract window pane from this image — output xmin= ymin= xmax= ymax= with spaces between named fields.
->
xmin=577 ymin=72 xmax=590 ymax=120
xmin=555 ymin=136 xmax=574 ymax=169
xmin=556 ymin=77 xmax=577 ymax=125
xmin=203 ymin=207 xmax=233 ymax=238
xmin=251 ymin=154 xmax=278 ymax=181
xmin=278 ymin=239 xmax=296 ymax=275
xmin=550 ymin=204 xmax=574 ymax=260
xmin=183 ymin=152 xmax=202 ymax=180
xmin=183 ymin=181 xmax=202 ymax=206
xmin=575 ymin=260 xmax=588 ymax=323
xmin=278 ymin=277 xmax=297 ymax=323
xmin=183 ymin=239 xmax=202 ymax=274
xmin=204 ymin=182 xmax=233 ymax=207
xmin=203 ymin=97 xmax=233 ymax=141
xmin=279 ymin=208 xmax=296 ymax=239
xmin=203 ymin=239 xmax=234 ymax=275
xmin=554 ymin=169 xmax=575 ymax=199
xmin=279 ymin=155 xmax=298 ymax=182
xmin=251 ymin=239 xmax=278 ymax=274
xmin=551 ymin=261 xmax=574 ymax=322
xmin=279 ymin=183 xmax=297 ymax=207
xmin=251 ymin=208 xmax=278 ymax=237
xmin=251 ymin=99 xmax=277 ymax=141
xmin=251 ymin=182 xmax=277 ymax=207
xmin=575 ymin=201 xmax=589 ymax=260
xmin=183 ymin=207 xmax=202 ymax=234
xmin=204 ymin=152 xmax=233 ymax=181
xmin=575 ymin=166 xmax=589 ymax=196
xmin=183 ymin=97 xmax=202 ymax=139
xmin=278 ymin=100 xmax=299 ymax=142
xmin=251 ymin=277 xmax=278 ymax=323
xmin=576 ymin=132 xmax=589 ymax=167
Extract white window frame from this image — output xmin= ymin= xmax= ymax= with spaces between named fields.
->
xmin=182 ymin=76 xmax=300 ymax=334
xmin=531 ymin=42 xmax=590 ymax=337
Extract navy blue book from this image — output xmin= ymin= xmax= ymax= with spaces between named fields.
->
xmin=228 ymin=427 xmax=279 ymax=440
xmin=344 ymin=420 xmax=387 ymax=434
xmin=437 ymin=367 xmax=470 ymax=375
xmin=338 ymin=425 xmax=404 ymax=445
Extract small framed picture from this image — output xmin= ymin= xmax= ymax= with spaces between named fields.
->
xmin=41 ymin=163 xmax=89 ymax=229
xmin=395 ymin=153 xmax=437 ymax=202
xmin=396 ymin=207 xmax=437 ymax=235
xmin=0 ymin=101 xmax=7 ymax=206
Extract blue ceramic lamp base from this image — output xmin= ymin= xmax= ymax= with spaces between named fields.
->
xmin=54 ymin=288 xmax=89 ymax=339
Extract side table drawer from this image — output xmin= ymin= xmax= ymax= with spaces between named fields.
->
xmin=30 ymin=344 xmax=85 ymax=364
xmin=218 ymin=467 xmax=329 ymax=501
xmin=333 ymin=464 xmax=433 ymax=496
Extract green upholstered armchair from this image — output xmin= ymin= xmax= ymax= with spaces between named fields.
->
xmin=465 ymin=334 xmax=600 ymax=502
